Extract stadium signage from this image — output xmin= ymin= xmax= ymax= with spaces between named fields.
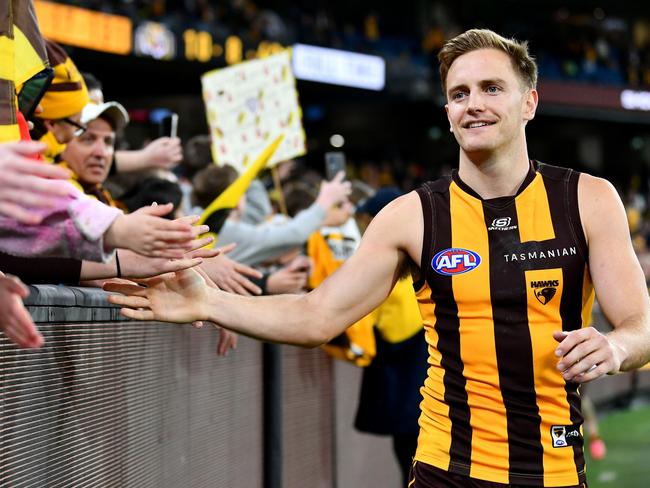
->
xmin=621 ymin=90 xmax=650 ymax=111
xmin=34 ymin=0 xmax=132 ymax=55
xmin=292 ymin=44 xmax=385 ymax=91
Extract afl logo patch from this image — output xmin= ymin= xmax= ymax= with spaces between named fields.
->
xmin=432 ymin=248 xmax=481 ymax=276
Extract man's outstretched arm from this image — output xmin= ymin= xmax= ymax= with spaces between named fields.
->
xmin=106 ymin=192 xmax=424 ymax=347
xmin=555 ymin=174 xmax=650 ymax=382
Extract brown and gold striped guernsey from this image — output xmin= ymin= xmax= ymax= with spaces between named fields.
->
xmin=413 ymin=161 xmax=594 ymax=487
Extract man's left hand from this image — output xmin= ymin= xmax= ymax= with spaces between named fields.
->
xmin=553 ymin=327 xmax=624 ymax=383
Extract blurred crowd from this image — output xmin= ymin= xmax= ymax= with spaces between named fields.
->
xmin=5 ymin=0 xmax=650 ymax=350
xmin=50 ymin=0 xmax=650 ymax=89
xmin=421 ymin=3 xmax=650 ymax=88
xmin=0 ymin=0 xmax=367 ymax=354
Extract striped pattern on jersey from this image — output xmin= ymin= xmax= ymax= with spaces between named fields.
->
xmin=413 ymin=162 xmax=594 ymax=487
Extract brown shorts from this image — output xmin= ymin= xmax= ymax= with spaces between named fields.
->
xmin=407 ymin=461 xmax=588 ymax=488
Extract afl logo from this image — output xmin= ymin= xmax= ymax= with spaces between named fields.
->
xmin=432 ymin=248 xmax=481 ymax=276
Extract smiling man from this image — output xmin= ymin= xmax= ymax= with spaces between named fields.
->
xmin=106 ymin=29 xmax=650 ymax=488
xmin=60 ymin=101 xmax=128 ymax=205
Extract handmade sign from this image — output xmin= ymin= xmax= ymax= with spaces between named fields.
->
xmin=201 ymin=50 xmax=306 ymax=173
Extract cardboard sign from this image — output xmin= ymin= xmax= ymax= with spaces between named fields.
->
xmin=201 ymin=50 xmax=306 ymax=173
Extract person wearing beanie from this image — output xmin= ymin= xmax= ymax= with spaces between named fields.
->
xmin=31 ymin=40 xmax=89 ymax=161
xmin=0 ymin=100 xmax=208 ymax=272
xmin=0 ymin=2 xmax=207 ymax=352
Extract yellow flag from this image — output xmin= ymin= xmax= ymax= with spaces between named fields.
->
xmin=197 ymin=135 xmax=284 ymax=242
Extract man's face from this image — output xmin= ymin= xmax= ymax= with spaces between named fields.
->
xmin=444 ymin=48 xmax=537 ymax=158
xmin=62 ymin=117 xmax=115 ymax=186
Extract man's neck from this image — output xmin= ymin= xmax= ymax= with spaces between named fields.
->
xmin=457 ymin=146 xmax=531 ymax=200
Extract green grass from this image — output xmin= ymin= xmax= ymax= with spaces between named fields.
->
xmin=584 ymin=404 xmax=650 ymax=488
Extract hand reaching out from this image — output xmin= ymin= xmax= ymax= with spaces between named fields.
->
xmin=0 ymin=272 xmax=43 ymax=348
xmin=0 ymin=141 xmax=75 ymax=224
xmin=114 ymin=137 xmax=183 ymax=173
xmin=116 ymin=239 xmax=218 ymax=279
xmin=105 ymin=264 xmax=237 ymax=356
xmin=266 ymin=256 xmax=311 ymax=294
xmin=105 ymin=268 xmax=211 ymax=323
xmin=322 ymin=200 xmax=354 ymax=227
xmin=199 ymin=243 xmax=263 ymax=296
xmin=315 ymin=171 xmax=352 ymax=210
xmin=105 ymin=205 xmax=209 ymax=259
xmin=141 ymin=137 xmax=183 ymax=170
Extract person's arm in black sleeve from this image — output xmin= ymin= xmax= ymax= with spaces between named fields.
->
xmin=0 ymin=253 xmax=82 ymax=285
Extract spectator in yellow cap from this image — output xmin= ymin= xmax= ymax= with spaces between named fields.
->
xmin=30 ymin=40 xmax=89 ymax=161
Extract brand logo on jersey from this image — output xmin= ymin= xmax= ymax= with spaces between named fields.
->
xmin=503 ymin=246 xmax=577 ymax=263
xmin=530 ymin=279 xmax=559 ymax=305
xmin=488 ymin=217 xmax=517 ymax=231
xmin=551 ymin=426 xmax=567 ymax=447
xmin=551 ymin=425 xmax=582 ymax=448
xmin=432 ymin=248 xmax=481 ymax=276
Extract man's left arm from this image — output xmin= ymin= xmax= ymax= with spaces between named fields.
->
xmin=554 ymin=174 xmax=650 ymax=383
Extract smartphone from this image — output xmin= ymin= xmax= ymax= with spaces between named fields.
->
xmin=325 ymin=151 xmax=346 ymax=180
xmin=17 ymin=67 xmax=54 ymax=119
xmin=159 ymin=112 xmax=179 ymax=138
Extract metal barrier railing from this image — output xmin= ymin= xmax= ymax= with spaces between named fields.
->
xmin=2 ymin=286 xmax=646 ymax=487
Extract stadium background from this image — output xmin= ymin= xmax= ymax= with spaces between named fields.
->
xmin=6 ymin=0 xmax=650 ymax=487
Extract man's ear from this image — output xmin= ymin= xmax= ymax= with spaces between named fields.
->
xmin=523 ymin=88 xmax=538 ymax=123
xmin=445 ymin=104 xmax=453 ymax=132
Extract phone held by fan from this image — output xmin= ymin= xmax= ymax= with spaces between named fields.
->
xmin=17 ymin=67 xmax=54 ymax=120
xmin=159 ymin=112 xmax=179 ymax=138
xmin=325 ymin=151 xmax=346 ymax=180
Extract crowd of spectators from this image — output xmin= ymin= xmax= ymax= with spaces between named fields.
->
xmin=52 ymin=0 xmax=650 ymax=89
xmin=7 ymin=1 xmax=650 ymax=347
xmin=0 ymin=10 xmax=356 ymax=354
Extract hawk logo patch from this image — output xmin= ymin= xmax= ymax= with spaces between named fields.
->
xmin=530 ymin=280 xmax=559 ymax=305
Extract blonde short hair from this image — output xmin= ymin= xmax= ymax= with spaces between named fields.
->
xmin=438 ymin=29 xmax=538 ymax=96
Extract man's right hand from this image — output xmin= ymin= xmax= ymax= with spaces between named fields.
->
xmin=140 ymin=137 xmax=183 ymax=170
xmin=105 ymin=268 xmax=211 ymax=324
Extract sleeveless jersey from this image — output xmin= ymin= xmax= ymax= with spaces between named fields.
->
xmin=413 ymin=162 xmax=595 ymax=487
